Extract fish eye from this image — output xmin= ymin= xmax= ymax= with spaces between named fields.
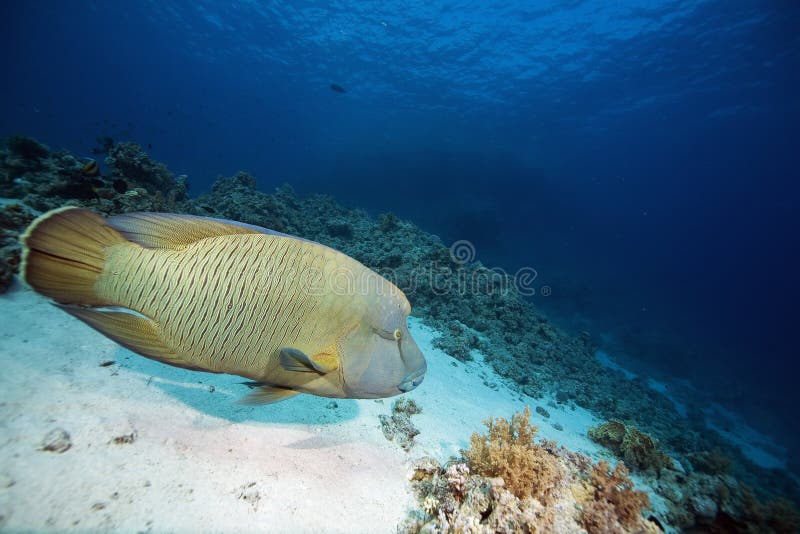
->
xmin=372 ymin=326 xmax=400 ymax=341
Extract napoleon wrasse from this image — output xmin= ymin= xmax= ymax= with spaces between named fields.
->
xmin=20 ymin=207 xmax=426 ymax=403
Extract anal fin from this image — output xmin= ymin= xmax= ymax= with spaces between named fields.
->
xmin=240 ymin=383 xmax=300 ymax=405
xmin=56 ymin=304 xmax=205 ymax=372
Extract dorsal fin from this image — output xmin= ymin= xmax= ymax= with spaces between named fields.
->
xmin=107 ymin=212 xmax=282 ymax=249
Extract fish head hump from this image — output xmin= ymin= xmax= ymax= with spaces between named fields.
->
xmin=339 ymin=279 xmax=426 ymax=398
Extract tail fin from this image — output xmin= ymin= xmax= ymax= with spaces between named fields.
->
xmin=20 ymin=206 xmax=126 ymax=306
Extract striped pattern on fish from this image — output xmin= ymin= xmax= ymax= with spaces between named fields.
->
xmin=20 ymin=207 xmax=427 ymax=403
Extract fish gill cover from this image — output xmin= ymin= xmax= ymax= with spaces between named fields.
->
xmin=0 ymin=1 xmax=799 ymax=532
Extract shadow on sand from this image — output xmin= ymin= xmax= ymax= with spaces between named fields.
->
xmin=110 ymin=346 xmax=364 ymax=427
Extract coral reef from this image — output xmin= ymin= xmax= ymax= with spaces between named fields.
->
xmin=647 ymin=459 xmax=800 ymax=533
xmin=576 ymin=461 xmax=652 ymax=533
xmin=431 ymin=320 xmax=482 ymax=362
xmin=379 ymin=398 xmax=422 ymax=451
xmin=403 ymin=461 xmax=557 ymax=533
xmin=2 ymin=136 xmax=799 ymax=531
xmin=104 ymin=142 xmax=187 ymax=199
xmin=0 ymin=202 xmax=36 ymax=291
xmin=584 ymin=421 xmax=800 ymax=531
xmin=688 ymin=447 xmax=733 ymax=475
xmin=188 ymin=171 xmax=297 ymax=232
xmin=6 ymin=135 xmax=49 ymax=161
xmin=0 ymin=136 xmax=188 ymax=214
xmin=588 ymin=420 xmax=673 ymax=473
xmin=0 ymin=137 xmax=190 ymax=287
xmin=403 ymin=408 xmax=660 ymax=533
xmin=463 ymin=407 xmax=561 ymax=502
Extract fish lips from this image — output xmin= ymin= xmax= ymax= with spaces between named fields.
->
xmin=398 ymin=366 xmax=426 ymax=393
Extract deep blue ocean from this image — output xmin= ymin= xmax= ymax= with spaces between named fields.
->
xmin=2 ymin=1 xmax=799 ymax=465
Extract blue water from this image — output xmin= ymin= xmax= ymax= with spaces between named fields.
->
xmin=3 ymin=1 xmax=799 ymax=463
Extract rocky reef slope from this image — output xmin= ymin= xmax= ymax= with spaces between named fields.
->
xmin=1 ymin=136 xmax=798 ymax=532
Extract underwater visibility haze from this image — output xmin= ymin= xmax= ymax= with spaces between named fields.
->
xmin=1 ymin=1 xmax=799 ymax=532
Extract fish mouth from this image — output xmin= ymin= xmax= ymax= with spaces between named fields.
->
xmin=398 ymin=367 xmax=426 ymax=393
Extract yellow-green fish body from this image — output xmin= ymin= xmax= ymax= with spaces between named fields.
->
xmin=21 ymin=207 xmax=426 ymax=403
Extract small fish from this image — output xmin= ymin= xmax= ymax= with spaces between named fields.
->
xmin=81 ymin=160 xmax=99 ymax=177
xmin=21 ymin=208 xmax=427 ymax=404
xmin=330 ymin=83 xmax=346 ymax=94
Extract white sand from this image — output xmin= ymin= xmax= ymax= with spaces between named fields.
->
xmin=0 ymin=283 xmax=694 ymax=532
xmin=704 ymin=403 xmax=787 ymax=470
xmin=0 ymin=282 xmax=614 ymax=532
xmin=406 ymin=319 xmax=605 ymax=462
xmin=0 ymin=286 xmax=413 ymax=533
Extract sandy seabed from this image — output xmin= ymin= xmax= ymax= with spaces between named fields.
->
xmin=0 ymin=283 xmax=642 ymax=533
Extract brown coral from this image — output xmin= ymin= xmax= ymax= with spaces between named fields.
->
xmin=739 ymin=487 xmax=800 ymax=534
xmin=589 ymin=420 xmax=672 ymax=473
xmin=579 ymin=461 xmax=651 ymax=533
xmin=462 ymin=407 xmax=561 ymax=503
xmin=404 ymin=459 xmax=556 ymax=534
xmin=687 ymin=447 xmax=732 ymax=475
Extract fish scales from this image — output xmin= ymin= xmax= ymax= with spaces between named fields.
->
xmin=100 ymin=234 xmax=352 ymax=377
xmin=245 ymin=240 xmax=296 ymax=367
xmin=185 ymin=238 xmax=256 ymax=369
xmin=218 ymin=240 xmax=256 ymax=362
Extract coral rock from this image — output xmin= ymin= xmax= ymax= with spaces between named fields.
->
xmin=40 ymin=428 xmax=72 ymax=453
xmin=379 ymin=398 xmax=422 ymax=451
xmin=588 ymin=420 xmax=672 ymax=473
xmin=463 ymin=407 xmax=562 ymax=503
xmin=579 ymin=461 xmax=651 ymax=533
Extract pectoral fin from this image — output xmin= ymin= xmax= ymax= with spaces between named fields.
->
xmin=279 ymin=347 xmax=338 ymax=374
xmin=56 ymin=304 xmax=205 ymax=372
xmin=240 ymin=383 xmax=300 ymax=405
